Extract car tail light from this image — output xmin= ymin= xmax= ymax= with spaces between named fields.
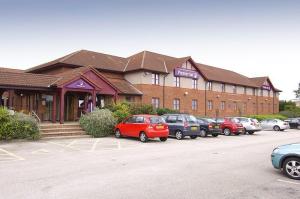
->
xmin=148 ymin=125 xmax=154 ymax=129
xmin=184 ymin=122 xmax=189 ymax=128
xmin=208 ymin=123 xmax=213 ymax=129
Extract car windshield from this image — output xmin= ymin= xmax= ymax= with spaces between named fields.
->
xmin=186 ymin=115 xmax=198 ymax=123
xmin=251 ymin=119 xmax=259 ymax=123
xmin=150 ymin=116 xmax=165 ymax=124
xmin=237 ymin=118 xmax=248 ymax=122
xmin=205 ymin=118 xmax=216 ymax=123
xmin=230 ymin=118 xmax=240 ymax=123
xmin=216 ymin=118 xmax=224 ymax=123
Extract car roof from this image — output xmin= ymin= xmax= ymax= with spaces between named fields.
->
xmin=132 ymin=114 xmax=159 ymax=117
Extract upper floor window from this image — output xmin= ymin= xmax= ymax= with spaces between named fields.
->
xmin=207 ymin=100 xmax=213 ymax=110
xmin=192 ymin=99 xmax=198 ymax=110
xmin=252 ymin=88 xmax=256 ymax=96
xmin=221 ymin=83 xmax=226 ymax=92
xmin=173 ymin=98 xmax=180 ymax=110
xmin=207 ymin=82 xmax=212 ymax=91
xmin=192 ymin=79 xmax=198 ymax=89
xmin=152 ymin=73 xmax=160 ymax=85
xmin=174 ymin=76 xmax=180 ymax=87
xmin=233 ymin=85 xmax=237 ymax=94
xmin=244 ymin=87 xmax=247 ymax=94
xmin=151 ymin=97 xmax=160 ymax=108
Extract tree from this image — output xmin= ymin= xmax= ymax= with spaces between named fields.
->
xmin=294 ymin=82 xmax=300 ymax=98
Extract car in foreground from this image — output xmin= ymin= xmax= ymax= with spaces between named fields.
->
xmin=288 ymin=118 xmax=300 ymax=129
xmin=271 ymin=143 xmax=300 ymax=180
xmin=196 ymin=118 xmax=221 ymax=137
xmin=115 ymin=115 xmax=169 ymax=142
xmin=229 ymin=117 xmax=262 ymax=135
xmin=162 ymin=114 xmax=200 ymax=140
xmin=261 ymin=119 xmax=289 ymax=131
xmin=214 ymin=118 xmax=244 ymax=136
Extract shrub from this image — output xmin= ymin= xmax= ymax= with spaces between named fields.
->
xmin=279 ymin=110 xmax=300 ymax=118
xmin=156 ymin=108 xmax=179 ymax=115
xmin=247 ymin=114 xmax=287 ymax=121
xmin=0 ymin=107 xmax=40 ymax=140
xmin=130 ymin=104 xmax=156 ymax=115
xmin=80 ymin=108 xmax=117 ymax=137
xmin=110 ymin=102 xmax=131 ymax=123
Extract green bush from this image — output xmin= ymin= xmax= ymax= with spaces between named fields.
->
xmin=247 ymin=114 xmax=287 ymax=121
xmin=279 ymin=110 xmax=300 ymax=118
xmin=156 ymin=108 xmax=179 ymax=115
xmin=130 ymin=104 xmax=156 ymax=115
xmin=80 ymin=108 xmax=117 ymax=137
xmin=0 ymin=107 xmax=40 ymax=140
xmin=110 ymin=102 xmax=131 ymax=123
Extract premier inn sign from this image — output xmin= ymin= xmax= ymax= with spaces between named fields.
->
xmin=174 ymin=68 xmax=199 ymax=79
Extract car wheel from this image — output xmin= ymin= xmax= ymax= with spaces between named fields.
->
xmin=115 ymin=129 xmax=122 ymax=138
xmin=175 ymin=130 xmax=184 ymax=140
xmin=199 ymin=129 xmax=207 ymax=137
xmin=283 ymin=157 xmax=300 ymax=180
xmin=212 ymin=133 xmax=219 ymax=137
xmin=139 ymin=132 xmax=148 ymax=142
xmin=190 ymin=135 xmax=197 ymax=139
xmin=159 ymin=137 xmax=168 ymax=142
xmin=248 ymin=131 xmax=254 ymax=135
xmin=223 ymin=128 xmax=231 ymax=136
xmin=273 ymin=125 xmax=280 ymax=131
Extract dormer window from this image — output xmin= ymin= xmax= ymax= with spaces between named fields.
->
xmin=152 ymin=73 xmax=159 ymax=85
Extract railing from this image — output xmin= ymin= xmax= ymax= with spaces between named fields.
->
xmin=31 ymin=110 xmax=41 ymax=123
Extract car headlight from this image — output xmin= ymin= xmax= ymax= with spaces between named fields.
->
xmin=273 ymin=148 xmax=280 ymax=153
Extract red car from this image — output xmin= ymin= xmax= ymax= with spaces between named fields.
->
xmin=215 ymin=118 xmax=244 ymax=136
xmin=114 ymin=115 xmax=169 ymax=142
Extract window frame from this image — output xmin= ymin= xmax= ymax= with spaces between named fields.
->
xmin=173 ymin=98 xmax=180 ymax=110
xmin=152 ymin=73 xmax=160 ymax=85
xmin=192 ymin=99 xmax=198 ymax=111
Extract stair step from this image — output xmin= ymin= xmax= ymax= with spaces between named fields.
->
xmin=41 ymin=131 xmax=86 ymax=137
xmin=41 ymin=135 xmax=92 ymax=139
xmin=39 ymin=124 xmax=81 ymax=129
xmin=41 ymin=128 xmax=84 ymax=133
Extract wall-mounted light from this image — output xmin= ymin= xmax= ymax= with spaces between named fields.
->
xmin=248 ymin=97 xmax=252 ymax=100
xmin=20 ymin=93 xmax=24 ymax=97
xmin=184 ymin=91 xmax=188 ymax=96
xmin=216 ymin=95 xmax=220 ymax=98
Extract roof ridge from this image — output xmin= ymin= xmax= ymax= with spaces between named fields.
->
xmin=59 ymin=50 xmax=83 ymax=62
xmin=123 ymin=59 xmax=131 ymax=72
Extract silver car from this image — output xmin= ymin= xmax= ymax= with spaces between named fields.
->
xmin=232 ymin=117 xmax=262 ymax=134
xmin=261 ymin=119 xmax=289 ymax=131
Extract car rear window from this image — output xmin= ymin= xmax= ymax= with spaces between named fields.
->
xmin=149 ymin=116 xmax=165 ymax=124
xmin=186 ymin=115 xmax=198 ymax=124
xmin=237 ymin=118 xmax=249 ymax=122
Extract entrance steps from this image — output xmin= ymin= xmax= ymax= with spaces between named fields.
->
xmin=39 ymin=122 xmax=91 ymax=139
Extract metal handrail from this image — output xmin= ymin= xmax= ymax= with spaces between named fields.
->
xmin=31 ymin=110 xmax=41 ymax=123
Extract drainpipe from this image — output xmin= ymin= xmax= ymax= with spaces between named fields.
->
xmin=205 ymin=82 xmax=207 ymax=116
xmin=163 ymin=74 xmax=167 ymax=108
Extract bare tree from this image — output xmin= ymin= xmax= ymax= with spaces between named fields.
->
xmin=294 ymin=83 xmax=300 ymax=98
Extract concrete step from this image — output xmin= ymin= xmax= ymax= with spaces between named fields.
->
xmin=41 ymin=135 xmax=92 ymax=139
xmin=41 ymin=131 xmax=87 ymax=137
xmin=40 ymin=124 xmax=81 ymax=129
xmin=41 ymin=127 xmax=84 ymax=133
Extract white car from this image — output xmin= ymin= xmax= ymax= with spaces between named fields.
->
xmin=231 ymin=117 xmax=262 ymax=134
xmin=260 ymin=119 xmax=289 ymax=131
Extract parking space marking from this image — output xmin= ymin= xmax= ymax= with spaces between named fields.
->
xmin=117 ymin=140 xmax=121 ymax=149
xmin=89 ymin=139 xmax=100 ymax=152
xmin=31 ymin=149 xmax=50 ymax=154
xmin=0 ymin=148 xmax=25 ymax=161
xmin=277 ymin=179 xmax=300 ymax=185
xmin=66 ymin=140 xmax=77 ymax=147
xmin=47 ymin=141 xmax=80 ymax=151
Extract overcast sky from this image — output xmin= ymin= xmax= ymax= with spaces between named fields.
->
xmin=0 ymin=0 xmax=299 ymax=100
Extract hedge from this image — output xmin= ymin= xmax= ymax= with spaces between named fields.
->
xmin=246 ymin=114 xmax=287 ymax=121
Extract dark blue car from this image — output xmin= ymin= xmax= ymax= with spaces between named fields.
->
xmin=162 ymin=114 xmax=200 ymax=140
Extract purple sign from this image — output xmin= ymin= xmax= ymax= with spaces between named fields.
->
xmin=174 ymin=68 xmax=199 ymax=79
xmin=66 ymin=79 xmax=94 ymax=90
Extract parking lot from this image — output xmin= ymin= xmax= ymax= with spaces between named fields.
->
xmin=0 ymin=130 xmax=300 ymax=199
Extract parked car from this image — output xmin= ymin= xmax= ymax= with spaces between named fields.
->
xmin=228 ymin=117 xmax=262 ymax=135
xmin=261 ymin=119 xmax=289 ymax=131
xmin=196 ymin=118 xmax=221 ymax=137
xmin=162 ymin=114 xmax=200 ymax=140
xmin=288 ymin=118 xmax=300 ymax=129
xmin=214 ymin=118 xmax=244 ymax=136
xmin=114 ymin=115 xmax=169 ymax=142
xmin=271 ymin=143 xmax=300 ymax=180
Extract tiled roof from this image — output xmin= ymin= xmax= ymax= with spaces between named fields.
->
xmin=0 ymin=68 xmax=60 ymax=88
xmin=0 ymin=67 xmax=24 ymax=73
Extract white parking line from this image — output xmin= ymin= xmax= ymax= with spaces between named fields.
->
xmin=277 ymin=179 xmax=300 ymax=185
xmin=47 ymin=141 xmax=80 ymax=151
xmin=31 ymin=149 xmax=50 ymax=154
xmin=66 ymin=140 xmax=77 ymax=147
xmin=89 ymin=139 xmax=100 ymax=152
xmin=117 ymin=140 xmax=121 ymax=149
xmin=0 ymin=148 xmax=25 ymax=160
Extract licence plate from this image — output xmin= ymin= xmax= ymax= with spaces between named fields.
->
xmin=214 ymin=125 xmax=219 ymax=129
xmin=191 ymin=127 xmax=198 ymax=131
xmin=156 ymin=125 xmax=164 ymax=129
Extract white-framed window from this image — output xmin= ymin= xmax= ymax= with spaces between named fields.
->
xmin=252 ymin=88 xmax=256 ymax=96
xmin=192 ymin=79 xmax=198 ymax=89
xmin=221 ymin=101 xmax=225 ymax=110
xmin=173 ymin=98 xmax=180 ymax=110
xmin=233 ymin=85 xmax=237 ymax=94
xmin=233 ymin=102 xmax=237 ymax=111
xmin=207 ymin=82 xmax=212 ymax=91
xmin=207 ymin=100 xmax=213 ymax=110
xmin=152 ymin=73 xmax=160 ymax=85
xmin=174 ymin=76 xmax=180 ymax=87
xmin=192 ymin=99 xmax=198 ymax=110
xmin=221 ymin=83 xmax=226 ymax=92
xmin=151 ymin=97 xmax=160 ymax=108
xmin=244 ymin=87 xmax=247 ymax=94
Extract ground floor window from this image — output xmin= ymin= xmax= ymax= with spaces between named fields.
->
xmin=233 ymin=102 xmax=237 ymax=111
xmin=192 ymin=99 xmax=197 ymax=110
xmin=173 ymin=98 xmax=180 ymax=110
xmin=207 ymin=100 xmax=213 ymax=110
xmin=221 ymin=101 xmax=225 ymax=110
xmin=151 ymin=97 xmax=160 ymax=108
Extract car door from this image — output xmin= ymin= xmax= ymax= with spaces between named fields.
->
xmin=132 ymin=116 xmax=146 ymax=137
xmin=122 ymin=116 xmax=135 ymax=136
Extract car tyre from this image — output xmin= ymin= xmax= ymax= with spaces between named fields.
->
xmin=248 ymin=131 xmax=254 ymax=135
xmin=139 ymin=132 xmax=148 ymax=142
xmin=115 ymin=129 xmax=122 ymax=138
xmin=212 ymin=133 xmax=219 ymax=137
xmin=273 ymin=125 xmax=280 ymax=131
xmin=190 ymin=135 xmax=197 ymax=139
xmin=223 ymin=128 xmax=231 ymax=136
xmin=159 ymin=137 xmax=168 ymax=142
xmin=283 ymin=157 xmax=300 ymax=180
xmin=175 ymin=130 xmax=184 ymax=140
xmin=199 ymin=129 xmax=207 ymax=137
